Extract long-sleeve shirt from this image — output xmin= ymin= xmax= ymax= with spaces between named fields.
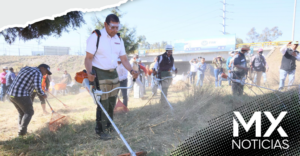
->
xmin=154 ymin=55 xmax=176 ymax=71
xmin=280 ymin=45 xmax=300 ymax=61
xmin=212 ymin=57 xmax=226 ymax=69
xmin=226 ymin=57 xmax=232 ymax=70
xmin=198 ymin=63 xmax=207 ymax=74
xmin=0 ymin=72 xmax=6 ymax=84
xmin=6 ymin=67 xmax=45 ymax=97
xmin=117 ymin=64 xmax=128 ymax=81
xmin=6 ymin=71 xmax=16 ymax=86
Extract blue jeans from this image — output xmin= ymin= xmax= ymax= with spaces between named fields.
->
xmin=214 ymin=69 xmax=222 ymax=87
xmin=0 ymin=84 xmax=7 ymax=101
xmin=196 ymin=71 xmax=205 ymax=87
xmin=279 ymin=69 xmax=295 ymax=90
xmin=119 ymin=79 xmax=128 ymax=107
xmin=227 ymin=72 xmax=232 ymax=85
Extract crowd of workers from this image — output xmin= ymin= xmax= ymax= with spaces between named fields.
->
xmin=1 ymin=13 xmax=299 ymax=141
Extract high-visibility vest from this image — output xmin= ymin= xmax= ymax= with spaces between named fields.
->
xmin=41 ymin=75 xmax=47 ymax=92
xmin=34 ymin=75 xmax=47 ymax=92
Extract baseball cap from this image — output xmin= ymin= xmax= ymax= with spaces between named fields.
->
xmin=3 ymin=67 xmax=8 ymax=70
xmin=292 ymin=41 xmax=299 ymax=45
xmin=258 ymin=48 xmax=263 ymax=52
xmin=38 ymin=64 xmax=52 ymax=75
xmin=165 ymin=45 xmax=173 ymax=50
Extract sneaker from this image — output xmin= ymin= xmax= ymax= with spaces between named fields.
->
xmin=97 ymin=132 xmax=114 ymax=140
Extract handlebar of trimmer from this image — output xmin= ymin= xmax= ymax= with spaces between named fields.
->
xmin=86 ymin=69 xmax=136 ymax=96
xmin=152 ymin=68 xmax=177 ymax=81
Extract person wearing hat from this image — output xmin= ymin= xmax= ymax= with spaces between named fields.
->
xmin=116 ymin=58 xmax=128 ymax=107
xmin=278 ymin=41 xmax=300 ymax=91
xmin=6 ymin=64 xmax=51 ymax=136
xmin=85 ymin=14 xmax=139 ymax=140
xmin=212 ymin=55 xmax=226 ymax=87
xmin=127 ymin=54 xmax=145 ymax=99
xmin=153 ymin=45 xmax=178 ymax=106
xmin=249 ymin=48 xmax=269 ymax=87
xmin=232 ymin=45 xmax=250 ymax=96
xmin=0 ymin=67 xmax=8 ymax=102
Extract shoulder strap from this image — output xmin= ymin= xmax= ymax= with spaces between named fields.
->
xmin=117 ymin=33 xmax=121 ymax=41
xmin=92 ymin=29 xmax=101 ymax=58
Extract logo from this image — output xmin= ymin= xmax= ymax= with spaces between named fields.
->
xmin=201 ymin=41 xmax=208 ymax=46
xmin=115 ymin=42 xmax=120 ymax=44
xmin=232 ymin=111 xmax=289 ymax=150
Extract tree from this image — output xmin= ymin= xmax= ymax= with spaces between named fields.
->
xmin=236 ymin=37 xmax=244 ymax=45
xmin=160 ymin=41 xmax=167 ymax=50
xmin=258 ymin=26 xmax=282 ymax=42
xmin=246 ymin=27 xmax=259 ymax=43
xmin=88 ymin=7 xmax=142 ymax=54
xmin=0 ymin=11 xmax=85 ymax=44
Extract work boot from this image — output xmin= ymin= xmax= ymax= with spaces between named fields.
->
xmin=97 ymin=132 xmax=114 ymax=140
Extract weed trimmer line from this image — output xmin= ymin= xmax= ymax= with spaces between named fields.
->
xmin=82 ymin=70 xmax=147 ymax=156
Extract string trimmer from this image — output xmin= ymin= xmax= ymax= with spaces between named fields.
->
xmin=81 ymin=70 xmax=147 ymax=156
xmin=152 ymin=68 xmax=177 ymax=110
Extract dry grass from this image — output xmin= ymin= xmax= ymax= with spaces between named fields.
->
xmin=0 ymin=48 xmax=299 ymax=155
xmin=0 ymin=81 xmax=271 ymax=156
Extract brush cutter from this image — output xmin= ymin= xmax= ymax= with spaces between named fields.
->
xmin=152 ymin=68 xmax=177 ymax=110
xmin=228 ymin=72 xmax=279 ymax=92
xmin=48 ymin=92 xmax=68 ymax=108
xmin=82 ymin=70 xmax=147 ymax=156
xmin=45 ymin=99 xmax=67 ymax=132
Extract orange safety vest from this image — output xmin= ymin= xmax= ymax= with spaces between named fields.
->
xmin=41 ymin=75 xmax=47 ymax=92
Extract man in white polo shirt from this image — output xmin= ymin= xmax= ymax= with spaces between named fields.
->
xmin=85 ymin=14 xmax=138 ymax=140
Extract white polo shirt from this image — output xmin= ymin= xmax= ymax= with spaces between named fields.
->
xmin=86 ymin=28 xmax=126 ymax=70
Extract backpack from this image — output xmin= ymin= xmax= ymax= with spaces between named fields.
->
xmin=251 ymin=55 xmax=266 ymax=72
xmin=75 ymin=30 xmax=122 ymax=84
xmin=91 ymin=29 xmax=121 ymax=58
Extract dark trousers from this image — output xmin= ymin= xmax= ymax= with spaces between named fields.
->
xmin=231 ymin=71 xmax=246 ymax=96
xmin=93 ymin=67 xmax=119 ymax=134
xmin=189 ymin=72 xmax=196 ymax=84
xmin=10 ymin=96 xmax=34 ymax=135
xmin=31 ymin=91 xmax=46 ymax=104
xmin=119 ymin=79 xmax=128 ymax=107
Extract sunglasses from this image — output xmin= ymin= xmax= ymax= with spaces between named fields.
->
xmin=108 ymin=23 xmax=121 ymax=30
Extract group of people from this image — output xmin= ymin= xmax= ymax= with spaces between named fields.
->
xmin=0 ymin=67 xmax=16 ymax=102
xmin=5 ymin=13 xmax=299 ymax=143
xmin=185 ymin=41 xmax=299 ymax=96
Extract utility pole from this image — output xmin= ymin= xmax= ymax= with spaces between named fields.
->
xmin=292 ymin=0 xmax=297 ymax=41
xmin=221 ymin=0 xmax=227 ymax=35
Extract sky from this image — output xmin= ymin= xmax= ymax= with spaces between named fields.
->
xmin=0 ymin=0 xmax=299 ymax=56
